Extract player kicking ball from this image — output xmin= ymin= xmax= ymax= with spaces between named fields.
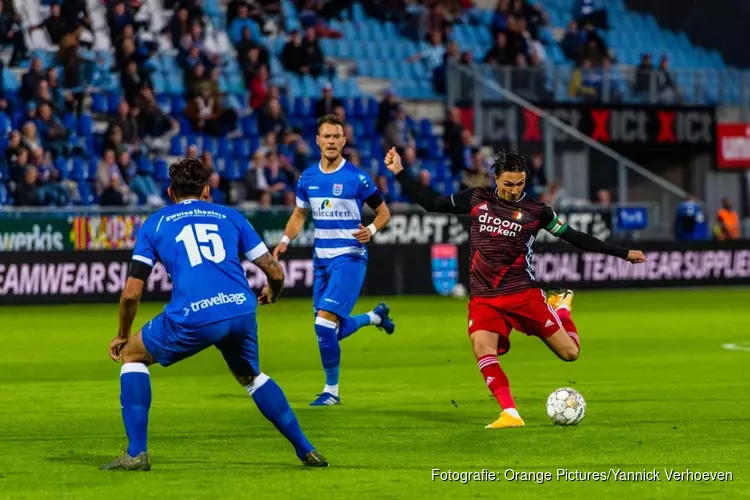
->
xmin=274 ymin=114 xmax=395 ymax=406
xmin=101 ymin=158 xmax=327 ymax=471
xmin=385 ymin=148 xmax=647 ymax=428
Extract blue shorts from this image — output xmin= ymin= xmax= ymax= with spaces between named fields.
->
xmin=142 ymin=312 xmax=259 ymax=376
xmin=313 ymin=256 xmax=367 ymax=318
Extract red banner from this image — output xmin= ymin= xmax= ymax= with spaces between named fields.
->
xmin=717 ymin=123 xmax=750 ymax=168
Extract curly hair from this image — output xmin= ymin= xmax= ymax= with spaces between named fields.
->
xmin=169 ymin=157 xmax=212 ymax=199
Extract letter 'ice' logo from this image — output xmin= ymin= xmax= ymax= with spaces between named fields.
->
xmin=332 ymin=183 xmax=343 ymax=196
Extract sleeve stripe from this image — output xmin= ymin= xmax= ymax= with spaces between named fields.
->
xmin=245 ymin=242 xmax=269 ymax=262
xmin=132 ymin=255 xmax=154 ymax=267
xmin=295 ymin=196 xmax=310 ymax=209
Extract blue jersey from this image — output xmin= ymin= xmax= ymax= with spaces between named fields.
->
xmin=132 ymin=199 xmax=268 ymax=326
xmin=675 ymin=200 xmax=709 ymax=241
xmin=295 ymin=159 xmax=377 ymax=264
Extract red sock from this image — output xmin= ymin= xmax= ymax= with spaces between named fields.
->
xmin=477 ymin=355 xmax=516 ymax=410
xmin=556 ymin=307 xmax=579 ymax=348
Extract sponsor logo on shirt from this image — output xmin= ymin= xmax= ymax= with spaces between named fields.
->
xmin=189 ymin=292 xmax=248 ymax=313
xmin=478 ymin=212 xmax=523 ymax=237
xmin=312 ymin=199 xmax=353 ymax=219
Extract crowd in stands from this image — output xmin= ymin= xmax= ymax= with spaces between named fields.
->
xmin=0 ymin=0 xmax=701 ymax=210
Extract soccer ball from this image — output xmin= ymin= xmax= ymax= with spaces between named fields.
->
xmin=450 ymin=283 xmax=468 ymax=298
xmin=546 ymin=388 xmax=586 ymax=425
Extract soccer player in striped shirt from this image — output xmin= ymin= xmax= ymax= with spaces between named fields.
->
xmin=385 ymin=147 xmax=647 ymax=428
xmin=274 ymin=115 xmax=395 ymax=406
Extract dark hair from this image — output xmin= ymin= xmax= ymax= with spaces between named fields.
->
xmin=317 ymin=114 xmax=345 ymax=134
xmin=169 ymin=158 xmax=212 ymax=199
xmin=490 ymin=150 xmax=527 ymax=175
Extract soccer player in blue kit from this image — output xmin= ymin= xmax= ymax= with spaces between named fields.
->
xmin=101 ymin=158 xmax=327 ymax=471
xmin=274 ymin=115 xmax=395 ymax=406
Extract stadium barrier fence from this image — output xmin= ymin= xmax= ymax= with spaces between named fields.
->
xmin=2 ymin=239 xmax=750 ymax=305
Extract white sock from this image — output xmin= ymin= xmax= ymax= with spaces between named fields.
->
xmin=367 ymin=311 xmax=381 ymax=326
xmin=504 ymin=407 xmax=520 ymax=418
xmin=323 ymin=384 xmax=339 ymax=397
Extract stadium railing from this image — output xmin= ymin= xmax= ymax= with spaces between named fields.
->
xmin=446 ymin=61 xmax=692 ymax=239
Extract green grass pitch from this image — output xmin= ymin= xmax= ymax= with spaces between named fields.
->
xmin=1 ymin=289 xmax=749 ymax=499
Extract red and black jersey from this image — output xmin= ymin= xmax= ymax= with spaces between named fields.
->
xmin=395 ymin=170 xmax=629 ymax=298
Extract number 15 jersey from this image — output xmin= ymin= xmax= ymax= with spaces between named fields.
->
xmin=131 ymin=199 xmax=269 ymax=327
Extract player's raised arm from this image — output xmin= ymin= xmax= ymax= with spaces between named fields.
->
xmin=384 ymin=147 xmax=473 ymax=214
xmin=541 ymin=206 xmax=647 ymax=263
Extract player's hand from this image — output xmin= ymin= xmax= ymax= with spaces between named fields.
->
xmin=109 ymin=336 xmax=129 ymax=362
xmin=626 ymin=250 xmax=647 ymax=263
xmin=384 ymin=147 xmax=403 ymax=175
xmin=258 ymin=284 xmax=276 ymax=305
xmin=272 ymin=241 xmax=288 ymax=260
xmin=353 ymin=224 xmax=374 ymax=243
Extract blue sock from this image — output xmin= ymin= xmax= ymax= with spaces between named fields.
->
xmin=315 ymin=317 xmax=340 ymax=387
xmin=120 ymin=363 xmax=152 ymax=457
xmin=338 ymin=314 xmax=372 ymax=341
xmin=249 ymin=373 xmax=314 ymax=460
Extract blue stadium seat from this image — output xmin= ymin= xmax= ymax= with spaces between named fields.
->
xmin=233 ymin=138 xmax=251 ymax=158
xmin=71 ymin=158 xmax=88 ymax=181
xmin=78 ymin=114 xmax=93 ymax=138
xmin=155 ymin=160 xmax=170 ymax=182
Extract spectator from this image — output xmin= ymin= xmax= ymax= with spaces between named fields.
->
xmin=281 ymin=29 xmax=306 ymax=74
xmin=574 ymin=0 xmax=608 ymax=30
xmin=9 ymin=146 xmax=30 ymax=186
xmin=207 ymin=172 xmax=225 ymax=205
xmin=376 ymin=174 xmax=392 ymax=204
xmin=418 ymin=169 xmax=432 ymax=189
xmin=401 ymin=145 xmax=422 ymax=177
xmin=135 ymin=87 xmax=179 ymax=146
xmin=36 ymin=150 xmax=71 ymax=205
xmin=634 ymin=54 xmax=653 ymax=97
xmin=96 ymin=149 xmax=120 ymax=195
xmin=107 ymin=1 xmax=134 ymax=44
xmin=100 ymin=169 xmax=135 ymax=206
xmin=714 ymin=197 xmax=740 ymax=240
xmin=46 ymin=68 xmax=74 ymax=115
xmin=20 ymin=122 xmax=43 ymax=158
xmin=184 ymin=88 xmax=239 ymax=136
xmin=263 ymin=150 xmax=294 ymax=206
xmin=484 ymin=32 xmax=511 ymax=67
xmin=186 ymin=144 xmax=199 ymax=159
xmin=461 ymin=147 xmax=491 ymax=190
xmin=239 ymin=44 xmax=264 ymax=88
xmin=300 ymin=26 xmax=326 ymax=77
xmin=21 ymin=57 xmax=45 ymax=102
xmin=245 ymin=149 xmax=270 ymax=205
xmin=34 ymin=81 xmax=59 ymax=115
xmin=407 ymin=30 xmax=445 ymax=86
xmin=314 ymin=83 xmax=343 ymax=117
xmin=258 ymin=98 xmax=288 ymax=139
xmin=129 ymin=163 xmax=165 ymax=207
xmin=121 ymin=60 xmax=150 ymax=105
xmin=526 ymin=151 xmax=548 ymax=197
xmin=444 ymin=107 xmax=464 ymax=174
xmin=35 ymin=104 xmax=69 ymax=156
xmin=595 ymin=188 xmax=612 ymax=207
xmin=108 ymin=100 xmax=140 ymax=147
xmin=15 ymin=166 xmax=43 ymax=206
xmin=164 ymin=7 xmax=190 ymax=48
xmin=376 ymin=89 xmax=398 ymax=136
xmin=490 ymin=0 xmax=510 ymax=36
xmin=560 ymin=21 xmax=585 ymax=62
xmin=279 ymin=129 xmax=311 ymax=173
xmin=434 ymin=40 xmax=460 ymax=93
xmin=29 ymin=3 xmax=66 ymax=46
xmin=382 ymin=105 xmax=415 ymax=153
xmin=5 ymin=131 xmax=22 ymax=167
xmin=229 ymin=4 xmax=261 ymax=46
xmin=0 ymin=2 xmax=27 ymax=66
xmin=600 ymin=57 xmax=623 ymax=101
xmin=656 ymin=56 xmax=681 ymax=103
xmin=568 ymin=58 xmax=598 ymax=100
xmin=249 ymin=65 xmax=270 ymax=109
xmin=582 ymin=22 xmax=607 ymax=60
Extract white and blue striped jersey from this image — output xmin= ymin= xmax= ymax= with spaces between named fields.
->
xmin=296 ymin=159 xmax=379 ymax=264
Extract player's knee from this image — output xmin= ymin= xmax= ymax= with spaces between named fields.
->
xmin=316 ymin=310 xmax=339 ymax=325
xmin=560 ymin=346 xmax=579 ymax=362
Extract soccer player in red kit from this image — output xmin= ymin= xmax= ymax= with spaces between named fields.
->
xmin=384 ymin=148 xmax=647 ymax=428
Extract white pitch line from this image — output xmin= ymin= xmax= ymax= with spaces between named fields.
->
xmin=722 ymin=342 xmax=750 ymax=352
